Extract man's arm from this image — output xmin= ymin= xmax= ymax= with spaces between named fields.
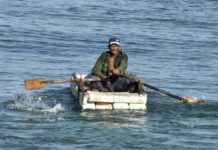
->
xmin=117 ymin=53 xmax=128 ymax=75
xmin=92 ymin=53 xmax=107 ymax=78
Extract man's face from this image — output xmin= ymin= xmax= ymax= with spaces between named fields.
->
xmin=109 ymin=44 xmax=120 ymax=55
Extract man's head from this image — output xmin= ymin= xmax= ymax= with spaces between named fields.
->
xmin=108 ymin=37 xmax=120 ymax=56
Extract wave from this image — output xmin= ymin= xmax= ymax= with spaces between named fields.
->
xmin=7 ymin=90 xmax=65 ymax=113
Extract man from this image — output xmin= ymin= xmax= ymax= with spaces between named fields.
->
xmin=91 ymin=37 xmax=142 ymax=92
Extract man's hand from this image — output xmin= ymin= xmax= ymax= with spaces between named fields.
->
xmin=112 ymin=68 xmax=120 ymax=76
xmin=99 ymin=75 xmax=109 ymax=83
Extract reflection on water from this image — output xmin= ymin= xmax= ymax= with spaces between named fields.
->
xmin=80 ymin=110 xmax=147 ymax=129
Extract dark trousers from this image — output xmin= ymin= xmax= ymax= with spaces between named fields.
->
xmin=90 ymin=76 xmax=131 ymax=92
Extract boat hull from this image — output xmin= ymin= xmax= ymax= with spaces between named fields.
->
xmin=71 ymin=74 xmax=147 ymax=110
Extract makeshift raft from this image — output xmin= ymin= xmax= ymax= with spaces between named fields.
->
xmin=71 ymin=74 xmax=147 ymax=110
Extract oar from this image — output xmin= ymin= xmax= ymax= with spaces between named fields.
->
xmin=124 ymin=75 xmax=204 ymax=104
xmin=142 ymin=82 xmax=204 ymax=104
xmin=24 ymin=77 xmax=101 ymax=90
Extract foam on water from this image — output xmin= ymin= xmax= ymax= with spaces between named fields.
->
xmin=7 ymin=90 xmax=65 ymax=113
xmin=41 ymin=103 xmax=65 ymax=112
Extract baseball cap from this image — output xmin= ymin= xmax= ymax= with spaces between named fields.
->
xmin=108 ymin=37 xmax=120 ymax=46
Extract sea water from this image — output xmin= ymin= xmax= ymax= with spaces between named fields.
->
xmin=0 ymin=0 xmax=217 ymax=149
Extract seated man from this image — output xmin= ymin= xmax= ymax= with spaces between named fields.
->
xmin=91 ymin=37 xmax=143 ymax=93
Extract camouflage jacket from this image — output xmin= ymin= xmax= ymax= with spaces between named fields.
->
xmin=92 ymin=51 xmax=128 ymax=78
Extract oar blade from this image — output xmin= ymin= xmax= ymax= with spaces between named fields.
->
xmin=181 ymin=96 xmax=204 ymax=104
xmin=24 ymin=78 xmax=47 ymax=90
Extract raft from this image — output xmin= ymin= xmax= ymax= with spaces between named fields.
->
xmin=71 ymin=74 xmax=147 ymax=110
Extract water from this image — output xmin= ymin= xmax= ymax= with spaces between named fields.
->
xmin=0 ymin=0 xmax=218 ymax=149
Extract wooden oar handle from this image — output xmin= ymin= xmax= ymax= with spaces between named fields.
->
xmin=43 ymin=79 xmax=73 ymax=84
xmin=142 ymin=82 xmax=182 ymax=101
xmin=141 ymin=82 xmax=203 ymax=104
xmin=43 ymin=77 xmax=102 ymax=84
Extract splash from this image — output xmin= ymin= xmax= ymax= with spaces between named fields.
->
xmin=193 ymin=95 xmax=208 ymax=103
xmin=41 ymin=103 xmax=65 ymax=112
xmin=7 ymin=90 xmax=65 ymax=113
xmin=200 ymin=95 xmax=207 ymax=102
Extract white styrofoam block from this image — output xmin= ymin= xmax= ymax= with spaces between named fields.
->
xmin=113 ymin=96 xmax=121 ymax=102
xmin=128 ymin=96 xmax=138 ymax=103
xmin=139 ymin=94 xmax=147 ymax=104
xmin=129 ymin=104 xmax=146 ymax=110
xmin=113 ymin=103 xmax=129 ymax=109
xmin=100 ymin=95 xmax=114 ymax=102
xmin=88 ymin=92 xmax=101 ymax=102
xmin=95 ymin=103 xmax=113 ymax=110
xmin=87 ymin=91 xmax=147 ymax=104
xmin=81 ymin=93 xmax=88 ymax=105
xmin=82 ymin=103 xmax=96 ymax=110
xmin=71 ymin=76 xmax=147 ymax=110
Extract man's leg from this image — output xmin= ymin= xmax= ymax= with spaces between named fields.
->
xmin=111 ymin=76 xmax=129 ymax=92
xmin=90 ymin=81 xmax=108 ymax=92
